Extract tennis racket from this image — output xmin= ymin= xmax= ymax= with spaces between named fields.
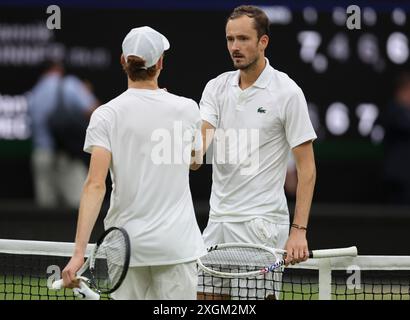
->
xmin=52 ymin=227 xmax=131 ymax=299
xmin=197 ymin=242 xmax=357 ymax=278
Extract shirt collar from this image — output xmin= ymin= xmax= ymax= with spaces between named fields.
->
xmin=230 ymin=57 xmax=272 ymax=89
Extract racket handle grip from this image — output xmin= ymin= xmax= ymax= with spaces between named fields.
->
xmin=51 ymin=278 xmax=100 ymax=300
xmin=51 ymin=276 xmax=88 ymax=290
xmin=309 ymin=246 xmax=358 ymax=259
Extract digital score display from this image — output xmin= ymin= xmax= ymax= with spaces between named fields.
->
xmin=0 ymin=3 xmax=408 ymax=162
xmin=262 ymin=5 xmax=409 ymax=159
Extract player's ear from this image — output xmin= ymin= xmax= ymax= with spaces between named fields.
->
xmin=120 ymin=54 xmax=126 ymax=66
xmin=259 ymin=34 xmax=269 ymax=50
xmin=156 ymin=55 xmax=164 ymax=70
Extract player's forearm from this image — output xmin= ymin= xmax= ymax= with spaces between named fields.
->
xmin=73 ymin=180 xmax=106 ymax=257
xmin=292 ymin=164 xmax=316 ymax=228
xmin=190 ymin=150 xmax=203 ymax=171
xmin=202 ymin=121 xmax=215 ymax=155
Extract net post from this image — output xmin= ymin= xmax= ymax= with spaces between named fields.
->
xmin=318 ymin=258 xmax=332 ymax=300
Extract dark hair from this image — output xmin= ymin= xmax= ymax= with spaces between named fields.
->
xmin=122 ymin=56 xmax=158 ymax=81
xmin=227 ymin=5 xmax=270 ymax=38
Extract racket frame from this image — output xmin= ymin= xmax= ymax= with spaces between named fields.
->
xmin=197 ymin=243 xmax=358 ymax=278
xmin=87 ymin=227 xmax=131 ymax=294
xmin=197 ymin=242 xmax=282 ymax=278
xmin=51 ymin=227 xmax=131 ymax=295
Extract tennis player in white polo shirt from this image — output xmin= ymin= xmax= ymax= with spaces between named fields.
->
xmin=61 ymin=26 xmax=206 ymax=299
xmin=198 ymin=5 xmax=317 ymax=268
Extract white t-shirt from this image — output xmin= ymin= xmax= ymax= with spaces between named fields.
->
xmin=200 ymin=58 xmax=317 ymax=224
xmin=84 ymin=88 xmax=206 ymax=266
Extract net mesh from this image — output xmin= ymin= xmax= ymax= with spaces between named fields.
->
xmin=1 ymin=239 xmax=410 ymax=300
xmin=0 ymin=240 xmax=110 ymax=300
xmin=197 ymin=255 xmax=410 ymax=300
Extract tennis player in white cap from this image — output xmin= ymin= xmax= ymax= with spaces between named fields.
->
xmin=61 ymin=26 xmax=206 ymax=299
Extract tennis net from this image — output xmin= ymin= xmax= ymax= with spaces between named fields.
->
xmin=197 ymin=254 xmax=410 ymax=300
xmin=1 ymin=239 xmax=410 ymax=300
xmin=0 ymin=239 xmax=110 ymax=300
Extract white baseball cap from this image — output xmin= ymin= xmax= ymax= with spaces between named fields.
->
xmin=122 ymin=26 xmax=170 ymax=68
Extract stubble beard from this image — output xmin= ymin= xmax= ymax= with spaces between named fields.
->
xmin=233 ymin=55 xmax=259 ymax=71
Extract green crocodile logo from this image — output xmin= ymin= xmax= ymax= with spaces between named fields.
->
xmin=257 ymin=107 xmax=266 ymax=113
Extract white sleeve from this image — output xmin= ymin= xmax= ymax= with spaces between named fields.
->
xmin=283 ymin=88 xmax=317 ymax=149
xmin=199 ymin=79 xmax=219 ymax=128
xmin=189 ymin=101 xmax=203 ymax=152
xmin=193 ymin=118 xmax=203 ymax=152
xmin=83 ymin=107 xmax=112 ymax=154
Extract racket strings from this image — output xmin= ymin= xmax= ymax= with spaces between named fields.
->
xmin=201 ymin=247 xmax=281 ymax=273
xmin=92 ymin=229 xmax=129 ymax=292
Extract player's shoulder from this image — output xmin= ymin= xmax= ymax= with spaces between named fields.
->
xmin=164 ymin=91 xmax=199 ymax=109
xmin=97 ymin=90 xmax=136 ymax=112
xmin=90 ymin=102 xmax=116 ymax=122
xmin=271 ymin=67 xmax=303 ymax=92
xmin=205 ymin=70 xmax=238 ymax=91
xmin=163 ymin=92 xmax=201 ymax=122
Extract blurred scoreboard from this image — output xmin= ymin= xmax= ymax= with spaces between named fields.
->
xmin=0 ymin=2 xmax=409 ymax=161
xmin=262 ymin=5 xmax=409 ymax=159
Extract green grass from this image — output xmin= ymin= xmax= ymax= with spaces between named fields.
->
xmin=332 ymin=284 xmax=410 ymax=300
xmin=0 ymin=276 xmax=75 ymax=300
xmin=0 ymin=276 xmax=110 ymax=300
xmin=197 ymin=281 xmax=409 ymax=301
xmin=2 ymin=276 xmax=409 ymax=300
xmin=280 ymin=283 xmax=319 ymax=300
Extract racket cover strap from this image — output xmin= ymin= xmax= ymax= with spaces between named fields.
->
xmin=73 ymin=281 xmax=100 ymax=300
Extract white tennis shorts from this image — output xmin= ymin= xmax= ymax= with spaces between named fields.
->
xmin=202 ymin=218 xmax=289 ymax=247
xmin=199 ymin=218 xmax=289 ymax=300
xmin=111 ymin=261 xmax=198 ymax=300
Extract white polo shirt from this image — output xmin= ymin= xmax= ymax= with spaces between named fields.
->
xmin=200 ymin=58 xmax=317 ymax=224
xmin=84 ymin=88 xmax=206 ymax=266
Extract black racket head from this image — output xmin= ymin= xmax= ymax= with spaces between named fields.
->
xmin=87 ymin=227 xmax=131 ymax=294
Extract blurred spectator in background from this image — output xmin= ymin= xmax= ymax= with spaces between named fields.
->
xmin=383 ymin=71 xmax=410 ymax=205
xmin=28 ymin=60 xmax=98 ymax=209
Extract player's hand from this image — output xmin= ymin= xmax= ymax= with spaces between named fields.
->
xmin=284 ymin=228 xmax=309 ymax=266
xmin=62 ymin=255 xmax=84 ymax=288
